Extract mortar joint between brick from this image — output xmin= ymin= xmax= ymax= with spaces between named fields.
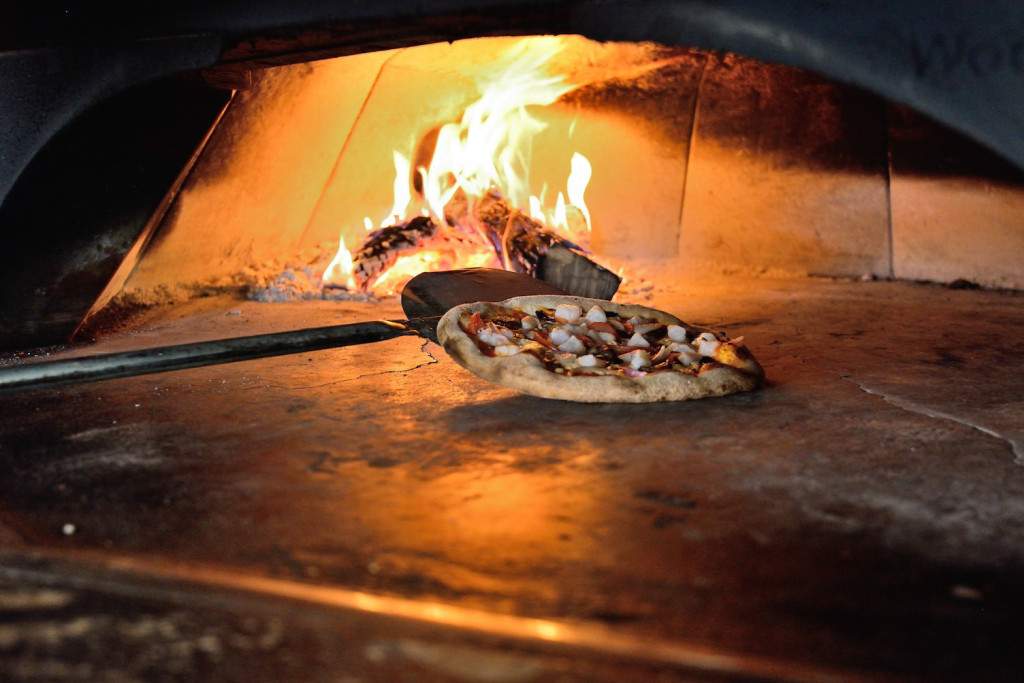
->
xmin=676 ymin=53 xmax=712 ymax=256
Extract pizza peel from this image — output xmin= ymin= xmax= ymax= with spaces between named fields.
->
xmin=0 ymin=269 xmax=569 ymax=394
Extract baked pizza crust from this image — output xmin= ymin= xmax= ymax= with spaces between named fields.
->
xmin=437 ymin=295 xmax=764 ymax=403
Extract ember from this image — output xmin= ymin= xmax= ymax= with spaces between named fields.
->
xmin=322 ymin=37 xmax=619 ymax=298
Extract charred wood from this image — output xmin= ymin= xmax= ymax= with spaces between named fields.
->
xmin=537 ymin=244 xmax=621 ymax=301
xmin=352 ymin=216 xmax=439 ymax=289
xmin=467 ymin=190 xmax=509 ymax=262
xmin=501 ymin=209 xmax=620 ymax=300
xmin=502 ymin=209 xmax=556 ymax=274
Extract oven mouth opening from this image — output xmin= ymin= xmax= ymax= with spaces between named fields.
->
xmin=55 ymin=33 xmax=1022 ymax=347
xmin=2 ymin=31 xmax=1023 ymax=353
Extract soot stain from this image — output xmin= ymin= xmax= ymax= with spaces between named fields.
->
xmin=634 ymin=490 xmax=697 ymax=509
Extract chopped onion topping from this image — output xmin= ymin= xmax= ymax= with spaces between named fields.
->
xmin=557 ymin=336 xmax=586 ymax=355
xmin=555 ymin=304 xmax=583 ymax=324
xmin=520 ymin=315 xmax=540 ymax=330
xmin=697 ymin=339 xmax=720 ymax=357
xmin=668 ymin=341 xmax=696 ymax=354
xmin=577 ymin=354 xmax=606 ymax=368
xmin=555 ymin=353 xmax=578 ymax=369
xmin=619 ymin=349 xmax=652 ymax=369
xmin=587 ymin=330 xmax=616 ymax=344
xmin=677 ymin=350 xmax=701 ymax=366
xmin=695 ymin=332 xmax=718 ymax=344
xmin=494 ymin=344 xmax=522 ymax=357
xmin=633 ymin=322 xmax=662 ymax=335
xmin=627 ymin=332 xmax=651 ymax=348
xmin=667 ymin=325 xmax=688 ymax=343
xmin=477 ymin=324 xmax=514 ymax=347
xmin=549 ymin=327 xmax=572 ymax=345
xmin=585 ymin=305 xmax=607 ymax=323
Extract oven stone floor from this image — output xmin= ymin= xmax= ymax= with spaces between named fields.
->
xmin=0 ymin=276 xmax=1022 ymax=681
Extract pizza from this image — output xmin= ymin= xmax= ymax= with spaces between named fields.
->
xmin=436 ymin=295 xmax=764 ymax=403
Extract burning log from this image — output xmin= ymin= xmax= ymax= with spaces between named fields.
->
xmin=458 ymin=191 xmax=621 ymax=299
xmin=444 ymin=189 xmax=506 ymax=262
xmin=351 ymin=216 xmax=440 ymax=290
xmin=349 ymin=192 xmax=620 ymax=299
xmin=349 ymin=212 xmax=500 ymax=293
xmin=501 ymin=209 xmax=621 ymax=300
xmin=452 ymin=192 xmax=620 ymax=300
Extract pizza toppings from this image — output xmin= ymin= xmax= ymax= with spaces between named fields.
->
xmin=458 ymin=300 xmax=759 ymax=379
xmin=558 ymin=336 xmax=587 ymax=354
xmin=476 ymin=323 xmax=514 ymax=347
xmin=694 ymin=332 xmax=721 ymax=357
xmin=585 ymin=305 xmax=608 ymax=323
xmin=620 ymin=349 xmax=652 ymax=371
xmin=626 ymin=332 xmax=651 ymax=348
xmin=555 ymin=303 xmax=584 ymax=324
xmin=667 ymin=325 xmax=688 ymax=343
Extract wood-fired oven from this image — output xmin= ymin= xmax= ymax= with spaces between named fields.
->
xmin=1 ymin=2 xmax=1023 ymax=680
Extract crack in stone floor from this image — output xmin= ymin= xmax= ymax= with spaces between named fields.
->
xmin=839 ymin=373 xmax=1024 ymax=466
xmin=338 ymin=341 xmax=441 ymax=384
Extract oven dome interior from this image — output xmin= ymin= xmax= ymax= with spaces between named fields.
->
xmin=108 ymin=35 xmax=1024 ymax=319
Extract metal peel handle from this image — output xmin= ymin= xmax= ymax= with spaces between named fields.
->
xmin=0 ymin=320 xmax=415 ymax=394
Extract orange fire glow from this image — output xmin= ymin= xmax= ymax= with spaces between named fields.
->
xmin=322 ymin=37 xmax=593 ymax=295
xmin=367 ymin=247 xmax=499 ymax=296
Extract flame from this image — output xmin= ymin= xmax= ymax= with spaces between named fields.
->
xmin=419 ymin=38 xmax=577 ymax=221
xmin=322 ymin=234 xmax=357 ymax=290
xmin=323 ymin=37 xmax=594 ymax=295
xmin=566 ymin=153 xmax=592 ymax=231
xmin=384 ymin=151 xmax=413 ymax=227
